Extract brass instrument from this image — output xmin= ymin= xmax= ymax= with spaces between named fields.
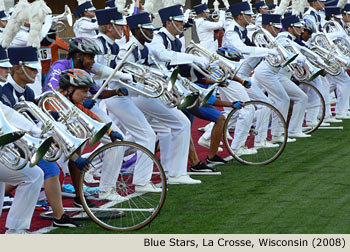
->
xmin=323 ymin=20 xmax=350 ymax=57
xmin=0 ymin=142 xmax=29 ymax=170
xmin=185 ymin=41 xmax=230 ymax=83
xmin=252 ymin=27 xmax=298 ymax=67
xmin=14 ymin=97 xmax=87 ymax=162
xmin=284 ymin=41 xmax=324 ymax=82
xmin=311 ymin=32 xmax=350 ymax=75
xmin=42 ymin=4 xmax=73 ymax=37
xmin=38 ymin=84 xmax=111 ymax=147
xmin=117 ymin=61 xmax=168 ymax=98
xmin=0 ymin=108 xmax=25 ymax=147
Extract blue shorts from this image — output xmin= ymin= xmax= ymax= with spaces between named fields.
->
xmin=186 ymin=104 xmax=222 ymax=123
xmin=37 ymin=159 xmax=60 ymax=180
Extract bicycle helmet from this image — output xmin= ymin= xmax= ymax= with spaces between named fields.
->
xmin=303 ymin=18 xmax=317 ymax=33
xmin=59 ymin=68 xmax=96 ymax=91
xmin=68 ymin=37 xmax=102 ymax=56
xmin=217 ymin=46 xmax=244 ymax=61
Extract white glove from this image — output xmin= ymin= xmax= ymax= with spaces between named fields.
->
xmin=29 ymin=125 xmax=42 ymax=138
xmin=267 ymin=48 xmax=279 ymax=57
xmin=209 ymin=60 xmax=221 ymax=70
xmin=296 ymin=54 xmax=306 ymax=64
xmin=193 ymin=55 xmax=209 ymax=69
xmin=114 ymin=72 xmax=133 ymax=83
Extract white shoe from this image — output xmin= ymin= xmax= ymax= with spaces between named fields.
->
xmin=197 ymin=122 xmax=213 ymax=132
xmin=84 ymin=171 xmax=99 ymax=183
xmin=288 ymin=132 xmax=311 ymax=138
xmin=254 ymin=140 xmax=279 ymax=149
xmin=305 ymin=121 xmax=319 ymax=127
xmin=224 ymin=155 xmax=234 ymax=161
xmin=5 ymin=229 xmax=31 ymax=234
xmin=168 ymin=175 xmax=201 ymax=185
xmin=335 ymin=114 xmax=350 ymax=119
xmin=324 ymin=116 xmax=342 ymax=123
xmin=135 ymin=183 xmax=162 ymax=193
xmin=271 ymin=136 xmax=296 ymax=143
xmin=226 ymin=132 xmax=233 ymax=140
xmin=234 ymin=146 xmax=258 ymax=156
xmin=198 ymin=136 xmax=223 ymax=152
xmin=99 ymin=188 xmax=126 ymax=202
xmin=320 ymin=122 xmax=330 ymax=126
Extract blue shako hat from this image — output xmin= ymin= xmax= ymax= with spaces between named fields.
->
xmin=8 ymin=46 xmax=40 ymax=69
xmin=95 ymin=7 xmax=126 ymax=25
xmin=325 ymin=6 xmax=342 ymax=18
xmin=282 ymin=14 xmax=303 ymax=29
xmin=105 ymin=0 xmax=115 ymax=8
xmin=230 ymin=2 xmax=254 ymax=17
xmin=74 ymin=1 xmax=96 ymax=17
xmin=262 ymin=13 xmax=282 ymax=28
xmin=254 ymin=1 xmax=268 ymax=11
xmin=342 ymin=3 xmax=350 ymax=13
xmin=127 ymin=12 xmax=154 ymax=30
xmin=159 ymin=4 xmax=185 ymax=24
xmin=193 ymin=4 xmax=210 ymax=14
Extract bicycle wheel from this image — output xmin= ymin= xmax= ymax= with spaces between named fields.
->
xmin=79 ymin=141 xmax=167 ymax=231
xmin=223 ymin=100 xmax=287 ymax=165
xmin=298 ymin=82 xmax=325 ymax=134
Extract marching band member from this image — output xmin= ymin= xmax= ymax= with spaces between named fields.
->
xmin=0 ymin=45 xmax=44 ymax=234
xmin=323 ymin=6 xmax=350 ymax=119
xmin=304 ymin=0 xmax=327 ymax=31
xmin=141 ymin=4 xmax=203 ymax=184
xmin=0 ymin=46 xmax=83 ymax=228
xmin=193 ymin=3 xmax=225 ymax=53
xmin=0 ymin=43 xmax=11 ymax=84
xmin=73 ymin=0 xmax=98 ymax=38
xmin=201 ymin=2 xmax=276 ymax=155
xmin=94 ymin=8 xmax=161 ymax=192
xmin=220 ymin=2 xmax=279 ymax=149
xmin=252 ymin=13 xmax=303 ymax=141
xmin=303 ymin=0 xmax=342 ymax=123
xmin=254 ymin=1 xmax=269 ymax=27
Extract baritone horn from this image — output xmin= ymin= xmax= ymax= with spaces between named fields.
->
xmin=0 ymin=107 xmax=25 ymax=146
xmin=38 ymin=84 xmax=111 ymax=147
xmin=252 ymin=27 xmax=298 ymax=67
xmin=42 ymin=5 xmax=73 ymax=37
xmin=14 ymin=97 xmax=88 ymax=161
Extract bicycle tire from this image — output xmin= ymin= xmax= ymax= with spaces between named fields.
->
xmin=223 ymin=100 xmax=287 ymax=165
xmin=79 ymin=141 xmax=167 ymax=231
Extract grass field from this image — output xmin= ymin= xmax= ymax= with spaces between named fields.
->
xmin=49 ymin=119 xmax=350 ymax=234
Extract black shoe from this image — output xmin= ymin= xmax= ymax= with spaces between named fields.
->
xmin=53 ymin=214 xmax=83 ymax=228
xmin=206 ymin=155 xmax=228 ymax=167
xmin=73 ymin=197 xmax=99 ymax=208
xmin=190 ymin=161 xmax=219 ymax=172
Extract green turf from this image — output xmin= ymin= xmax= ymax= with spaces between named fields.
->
xmin=49 ymin=120 xmax=350 ymax=234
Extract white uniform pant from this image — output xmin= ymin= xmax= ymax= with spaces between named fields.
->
xmin=319 ymin=76 xmax=332 ymax=118
xmin=254 ymin=63 xmax=307 ymax=135
xmin=132 ymin=97 xmax=191 ymax=177
xmin=301 ymin=77 xmax=323 ymax=122
xmin=277 ymin=72 xmax=308 ymax=134
xmin=218 ymin=81 xmax=254 ymax=150
xmin=0 ymin=163 xmax=44 ymax=230
xmin=105 ymin=96 xmax=156 ymax=186
xmin=326 ymin=70 xmax=350 ymax=115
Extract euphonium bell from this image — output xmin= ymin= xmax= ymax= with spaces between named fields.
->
xmin=14 ymin=97 xmax=88 ymax=161
xmin=174 ymin=79 xmax=200 ymax=110
xmin=0 ymin=108 xmax=25 ymax=147
xmin=38 ymin=84 xmax=112 ymax=147
xmin=19 ymin=134 xmax=54 ymax=167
